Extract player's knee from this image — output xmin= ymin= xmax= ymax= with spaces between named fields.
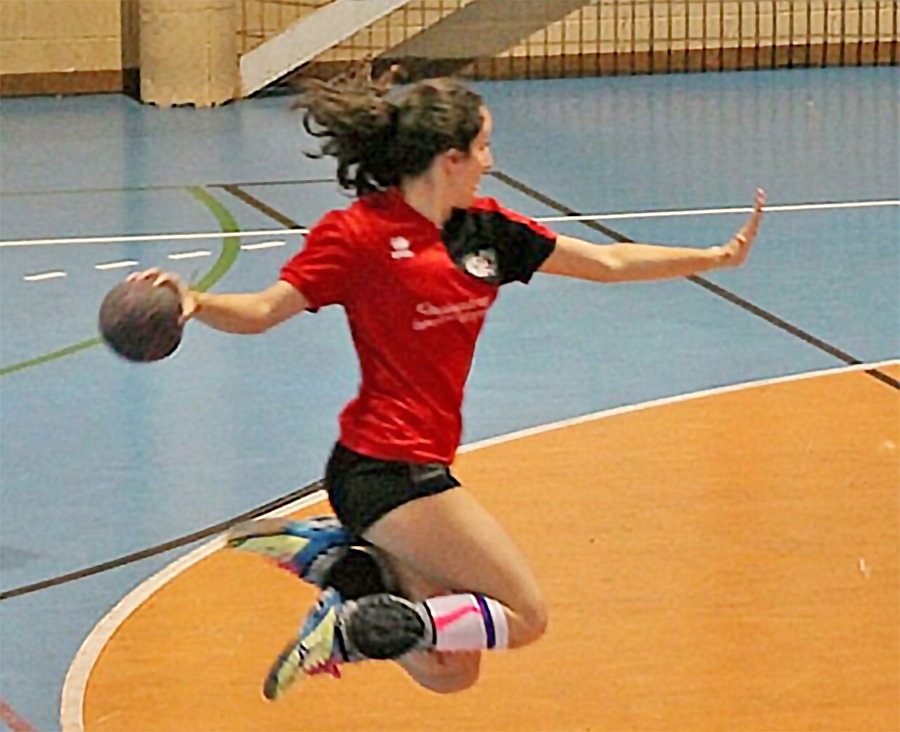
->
xmin=402 ymin=651 xmax=481 ymax=694
xmin=515 ymin=597 xmax=549 ymax=647
xmin=418 ymin=664 xmax=481 ymax=694
xmin=420 ymin=655 xmax=481 ymax=694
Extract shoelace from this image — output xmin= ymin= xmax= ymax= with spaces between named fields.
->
xmin=297 ymin=595 xmax=345 ymax=679
xmin=307 ymin=658 xmax=342 ymax=679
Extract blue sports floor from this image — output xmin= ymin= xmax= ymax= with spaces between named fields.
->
xmin=0 ymin=67 xmax=898 ymax=731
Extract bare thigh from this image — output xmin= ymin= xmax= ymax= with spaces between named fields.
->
xmin=362 ymin=487 xmax=547 ymax=648
xmin=367 ymin=492 xmax=536 ymax=694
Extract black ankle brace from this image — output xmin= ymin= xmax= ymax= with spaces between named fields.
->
xmin=343 ymin=594 xmax=430 ymax=660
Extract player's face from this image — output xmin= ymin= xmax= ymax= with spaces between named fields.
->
xmin=449 ymin=107 xmax=493 ymax=208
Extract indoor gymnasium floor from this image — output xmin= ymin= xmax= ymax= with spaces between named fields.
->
xmin=1 ymin=66 xmax=898 ymax=731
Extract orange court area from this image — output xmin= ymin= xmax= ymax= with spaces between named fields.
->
xmin=74 ymin=367 xmax=899 ymax=732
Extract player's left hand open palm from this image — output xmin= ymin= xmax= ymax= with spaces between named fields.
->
xmin=720 ymin=188 xmax=766 ymax=268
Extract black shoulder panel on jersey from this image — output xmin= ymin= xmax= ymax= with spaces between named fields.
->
xmin=442 ymin=209 xmax=556 ymax=285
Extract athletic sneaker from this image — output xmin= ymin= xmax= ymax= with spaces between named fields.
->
xmin=264 ymin=588 xmax=348 ymax=700
xmin=226 ymin=516 xmax=351 ymax=589
xmin=264 ymin=590 xmax=431 ymax=700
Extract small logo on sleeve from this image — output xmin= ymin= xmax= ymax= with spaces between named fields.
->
xmin=462 ymin=249 xmax=498 ymax=280
xmin=390 ymin=237 xmax=414 ymax=259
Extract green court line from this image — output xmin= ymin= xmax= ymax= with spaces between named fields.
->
xmin=0 ymin=186 xmax=241 ymax=378
xmin=186 ymin=186 xmax=241 ymax=292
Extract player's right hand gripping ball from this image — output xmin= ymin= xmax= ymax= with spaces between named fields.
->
xmin=98 ymin=280 xmax=183 ymax=362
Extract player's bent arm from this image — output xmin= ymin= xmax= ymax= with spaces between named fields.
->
xmin=190 ymin=281 xmax=309 ymax=334
xmin=539 ymin=235 xmax=734 ymax=283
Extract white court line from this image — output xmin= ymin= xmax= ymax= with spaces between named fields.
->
xmin=168 ymin=250 xmax=211 ymax=260
xmin=241 ymin=240 xmax=287 ymax=251
xmin=23 ymin=246 xmax=280 ymax=285
xmin=95 ymin=260 xmax=139 ymax=271
xmin=59 ymin=494 xmax=326 ymax=732
xmin=3 ymin=199 xmax=897 ymax=249
xmin=0 ymin=228 xmax=307 ymax=248
xmin=59 ymin=358 xmax=899 ymax=732
xmin=535 ymin=199 xmax=900 ymax=223
xmin=22 ymin=271 xmax=66 ymax=281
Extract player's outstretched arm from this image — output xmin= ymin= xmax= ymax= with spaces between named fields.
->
xmin=539 ymin=189 xmax=765 ymax=283
xmin=127 ymin=269 xmax=309 ymax=334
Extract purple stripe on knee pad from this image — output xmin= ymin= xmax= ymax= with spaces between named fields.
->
xmin=474 ymin=594 xmax=496 ymax=649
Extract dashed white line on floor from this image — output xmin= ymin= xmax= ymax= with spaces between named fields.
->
xmin=241 ymin=240 xmax=286 ymax=251
xmin=95 ymin=260 xmax=140 ymax=271
xmin=19 ymin=242 xmax=282 ymax=283
xmin=167 ymin=251 xmax=211 ymax=260
xmin=23 ymin=271 xmax=67 ymax=281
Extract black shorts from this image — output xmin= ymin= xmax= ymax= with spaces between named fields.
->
xmin=324 ymin=442 xmax=460 ymax=537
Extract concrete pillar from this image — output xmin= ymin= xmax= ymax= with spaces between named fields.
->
xmin=139 ymin=0 xmax=238 ymax=107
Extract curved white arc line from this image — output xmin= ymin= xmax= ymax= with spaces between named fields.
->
xmin=459 ymin=359 xmax=899 ymax=454
xmin=59 ymin=492 xmax=326 ymax=732
xmin=60 ymin=358 xmax=899 ymax=732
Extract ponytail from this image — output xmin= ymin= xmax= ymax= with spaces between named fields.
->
xmin=294 ymin=69 xmax=483 ymax=197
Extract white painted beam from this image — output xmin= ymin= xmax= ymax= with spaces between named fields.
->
xmin=385 ymin=0 xmax=593 ymax=60
xmin=240 ymin=0 xmax=414 ymax=97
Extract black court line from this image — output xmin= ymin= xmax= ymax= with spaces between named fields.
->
xmin=1 ymin=179 xmax=335 ymax=198
xmin=231 ymin=179 xmax=336 ymax=189
xmin=489 ymin=170 xmax=900 ymax=392
xmin=218 ymin=184 xmax=305 ymax=228
xmin=4 ymin=183 xmax=895 ymax=602
xmin=0 ymin=482 xmax=324 ymax=601
xmin=0 ymin=186 xmax=315 ymax=602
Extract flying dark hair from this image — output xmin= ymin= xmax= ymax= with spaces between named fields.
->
xmin=293 ymin=68 xmax=484 ymax=197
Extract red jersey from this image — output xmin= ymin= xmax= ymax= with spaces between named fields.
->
xmin=280 ymin=188 xmax=556 ymax=464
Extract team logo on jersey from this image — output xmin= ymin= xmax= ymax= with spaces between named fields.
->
xmin=413 ymin=296 xmax=492 ymax=330
xmin=462 ymin=249 xmax=498 ymax=280
xmin=390 ymin=237 xmax=414 ymax=259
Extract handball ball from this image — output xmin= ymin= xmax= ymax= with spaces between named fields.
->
xmin=98 ymin=280 xmax=183 ymax=362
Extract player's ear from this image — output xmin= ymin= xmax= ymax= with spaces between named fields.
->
xmin=446 ymin=148 xmax=467 ymax=163
xmin=441 ymin=148 xmax=467 ymax=172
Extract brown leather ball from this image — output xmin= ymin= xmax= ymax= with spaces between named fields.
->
xmin=98 ymin=280 xmax=183 ymax=362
